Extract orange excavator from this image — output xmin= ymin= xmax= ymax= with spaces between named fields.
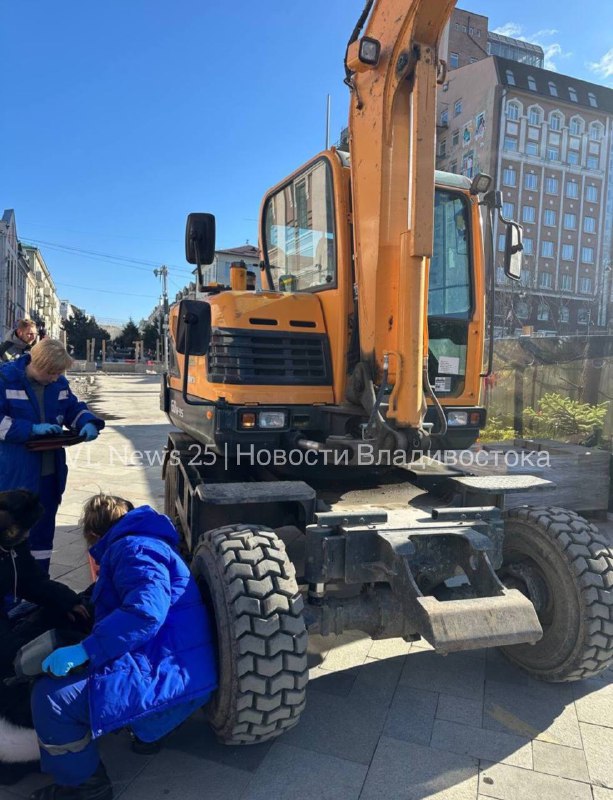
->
xmin=161 ymin=0 xmax=613 ymax=745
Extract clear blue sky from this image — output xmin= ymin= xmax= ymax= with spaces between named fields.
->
xmin=1 ymin=1 xmax=611 ymax=325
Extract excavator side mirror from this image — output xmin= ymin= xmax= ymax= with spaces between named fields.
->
xmin=185 ymin=213 xmax=216 ymax=289
xmin=504 ymin=222 xmax=523 ymax=281
xmin=175 ymin=299 xmax=212 ymax=356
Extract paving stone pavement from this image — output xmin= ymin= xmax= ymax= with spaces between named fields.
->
xmin=2 ymin=374 xmax=613 ymax=800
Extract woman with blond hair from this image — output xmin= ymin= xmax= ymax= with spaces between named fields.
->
xmin=0 ymin=339 xmax=104 ymax=573
xmin=30 ymin=493 xmax=218 ymax=800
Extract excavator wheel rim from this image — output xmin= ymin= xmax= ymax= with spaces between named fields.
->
xmin=500 ymin=506 xmax=613 ymax=682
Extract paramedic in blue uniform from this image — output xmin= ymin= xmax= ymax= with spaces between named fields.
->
xmin=30 ymin=493 xmax=218 ymax=800
xmin=0 ymin=339 xmax=104 ymax=573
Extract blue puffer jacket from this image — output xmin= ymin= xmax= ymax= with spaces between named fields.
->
xmin=83 ymin=506 xmax=218 ymax=739
xmin=0 ymin=355 xmax=104 ymax=499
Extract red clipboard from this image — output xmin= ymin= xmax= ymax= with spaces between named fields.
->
xmin=25 ymin=432 xmax=86 ymax=452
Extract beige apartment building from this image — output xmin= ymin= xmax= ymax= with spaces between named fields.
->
xmin=22 ymin=245 xmax=62 ymax=338
xmin=436 ymin=56 xmax=613 ymax=335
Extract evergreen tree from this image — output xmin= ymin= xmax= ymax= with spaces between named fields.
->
xmin=62 ymin=310 xmax=110 ymax=359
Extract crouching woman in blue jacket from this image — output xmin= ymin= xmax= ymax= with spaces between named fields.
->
xmin=30 ymin=494 xmax=218 ymax=800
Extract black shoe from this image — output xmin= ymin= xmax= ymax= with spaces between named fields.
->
xmin=29 ymin=763 xmax=113 ymax=800
xmin=0 ymin=760 xmax=40 ymax=786
xmin=130 ymin=734 xmax=162 ymax=755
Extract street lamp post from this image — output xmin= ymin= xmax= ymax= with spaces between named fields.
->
xmin=597 ymin=263 xmax=612 ymax=329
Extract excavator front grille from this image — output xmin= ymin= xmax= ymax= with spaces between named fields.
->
xmin=207 ymin=328 xmax=332 ymax=385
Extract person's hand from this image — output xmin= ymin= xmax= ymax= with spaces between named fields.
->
xmin=80 ymin=423 xmax=99 ymax=442
xmin=42 ymin=644 xmax=88 ymax=677
xmin=67 ymin=604 xmax=91 ymax=624
xmin=31 ymin=423 xmax=63 ymax=436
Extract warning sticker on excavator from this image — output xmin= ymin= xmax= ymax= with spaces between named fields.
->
xmin=438 ymin=356 xmax=460 ymax=375
xmin=434 ymin=377 xmax=452 ymax=392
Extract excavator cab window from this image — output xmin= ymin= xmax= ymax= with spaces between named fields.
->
xmin=263 ymin=159 xmax=337 ymax=293
xmin=427 ymin=189 xmax=472 ymax=397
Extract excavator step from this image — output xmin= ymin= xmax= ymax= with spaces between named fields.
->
xmin=418 ymin=589 xmax=543 ymax=654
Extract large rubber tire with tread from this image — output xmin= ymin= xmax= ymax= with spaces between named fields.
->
xmin=500 ymin=506 xmax=613 ymax=682
xmin=191 ymin=523 xmax=308 ymax=744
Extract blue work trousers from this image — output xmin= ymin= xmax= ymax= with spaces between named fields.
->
xmin=31 ymin=675 xmax=99 ymax=787
xmin=29 ymin=474 xmax=61 ymax=575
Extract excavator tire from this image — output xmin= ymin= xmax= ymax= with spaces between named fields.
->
xmin=191 ymin=523 xmax=308 ymax=744
xmin=499 ymin=506 xmax=613 ymax=682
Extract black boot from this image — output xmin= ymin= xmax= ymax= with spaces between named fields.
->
xmin=0 ymin=760 xmax=40 ymax=786
xmin=29 ymin=763 xmax=112 ymax=800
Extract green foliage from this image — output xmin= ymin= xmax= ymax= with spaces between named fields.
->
xmin=140 ymin=323 xmax=160 ymax=354
xmin=62 ymin=310 xmax=110 ymax=360
xmin=113 ymin=319 xmax=140 ymax=349
xmin=478 ymin=414 xmax=517 ymax=443
xmin=523 ymin=392 xmax=608 ymax=444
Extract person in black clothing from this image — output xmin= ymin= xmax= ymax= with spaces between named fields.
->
xmin=0 ymin=320 xmax=37 ymax=363
xmin=0 ymin=489 xmax=89 ymax=786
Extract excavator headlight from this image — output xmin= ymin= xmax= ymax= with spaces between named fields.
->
xmin=447 ymin=411 xmax=468 ymax=426
xmin=359 ymin=37 xmax=381 ymax=67
xmin=258 ymin=411 xmax=287 ymax=429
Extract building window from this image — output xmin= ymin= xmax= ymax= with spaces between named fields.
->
xmin=581 ymin=247 xmax=594 ymax=263
xmin=449 ymin=160 xmax=457 ymax=173
xmin=568 ymin=87 xmax=578 ymax=102
xmin=520 ymin=270 xmax=532 ymax=288
xmin=504 ymin=137 xmax=518 ymax=152
xmin=506 ymin=102 xmax=520 ymax=120
xmin=439 ymin=139 xmax=447 ymax=157
xmin=469 ymin=57 xmax=478 ymax=64
xmin=566 ymin=180 xmax=579 ymax=199
xmin=540 ymin=272 xmax=553 ymax=289
xmin=528 ymin=76 xmax=537 ymax=91
xmin=440 ymin=109 xmax=448 ymax=126
xmin=547 ymin=147 xmax=559 ymax=161
xmin=549 ymin=113 xmax=562 ymax=131
xmin=497 ymin=234 xmax=506 ymax=252
xmin=587 ymin=155 xmax=599 ymax=170
xmin=452 ymin=129 xmax=459 ymax=146
xmin=579 ymin=277 xmax=593 ymax=293
xmin=450 ymin=52 xmax=459 ymax=68
xmin=454 ymin=99 xmax=462 ymax=116
xmin=568 ymin=151 xmax=580 ymax=166
xmin=577 ymin=309 xmax=590 ymax=324
xmin=562 ymin=244 xmax=575 ymax=261
xmin=569 ymin=136 xmax=581 ymax=151
xmin=528 ymin=127 xmax=540 ymax=141
xmin=528 ymin=107 xmax=542 ymax=125
xmin=585 ymin=185 xmax=598 ymax=203
xmin=564 ymin=213 xmax=576 ymax=229
xmin=560 ymin=274 xmax=573 ymax=291
xmin=537 ymin=303 xmax=550 ymax=321
xmin=588 ymin=92 xmax=598 ymax=108
xmin=543 ymin=209 xmax=556 ymax=226
xmin=548 ymin=81 xmax=558 ymax=97
xmin=583 ymin=217 xmax=596 ymax=234
xmin=506 ymin=121 xmax=519 ymax=136
xmin=503 ymin=202 xmax=515 ymax=219
xmin=545 ymin=177 xmax=559 ymax=195
xmin=589 ymin=122 xmax=603 ymax=140
xmin=503 ymin=167 xmax=516 ymax=186
xmin=506 ymin=70 xmax=516 ymax=86
xmin=522 ymin=206 xmax=535 ymax=224
xmin=570 ymin=117 xmax=583 ymax=135
xmin=541 ymin=241 xmax=554 ymax=258
xmin=469 ymin=27 xmax=474 ymax=35
xmin=523 ymin=237 xmax=534 ymax=255
xmin=559 ymin=305 xmax=570 ymax=322
xmin=524 ymin=173 xmax=538 ymax=190
xmin=525 ymin=142 xmax=539 ymax=157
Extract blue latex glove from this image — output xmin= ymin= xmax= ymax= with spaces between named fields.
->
xmin=42 ymin=644 xmax=89 ymax=677
xmin=80 ymin=423 xmax=99 ymax=442
xmin=31 ymin=423 xmax=63 ymax=436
